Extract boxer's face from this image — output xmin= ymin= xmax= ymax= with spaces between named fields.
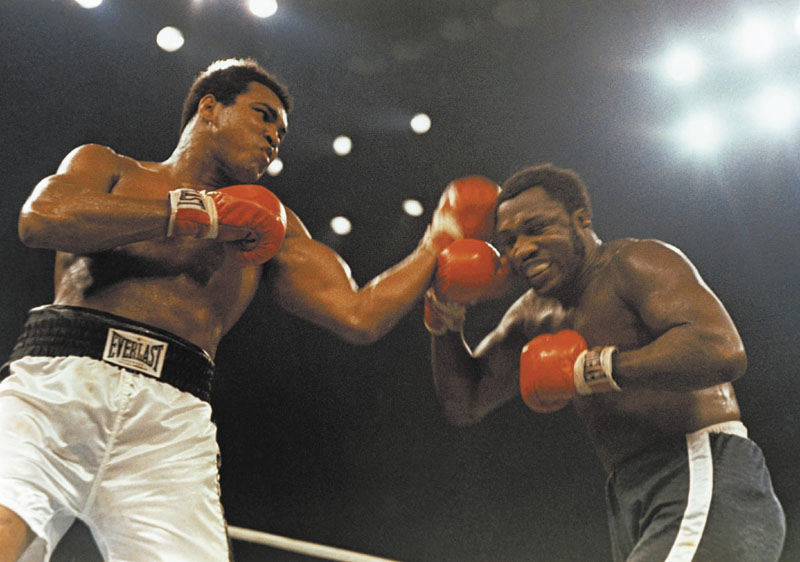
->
xmin=495 ymin=187 xmax=586 ymax=296
xmin=211 ymin=81 xmax=288 ymax=183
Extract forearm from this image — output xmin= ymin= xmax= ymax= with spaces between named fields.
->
xmin=19 ymin=188 xmax=170 ymax=253
xmin=432 ymin=331 xmax=486 ymax=425
xmin=612 ymin=324 xmax=746 ymax=391
xmin=344 ymin=241 xmax=438 ymax=343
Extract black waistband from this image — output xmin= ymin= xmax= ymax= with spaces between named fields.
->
xmin=4 ymin=305 xmax=214 ymax=403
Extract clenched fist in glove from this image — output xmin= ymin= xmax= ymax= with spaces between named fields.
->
xmin=520 ymin=330 xmax=621 ymax=412
xmin=425 ymin=238 xmax=512 ymax=336
xmin=427 ymin=176 xmax=500 ymax=253
xmin=167 ymin=184 xmax=287 ymax=265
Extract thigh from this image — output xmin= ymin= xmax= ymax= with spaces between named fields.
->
xmin=0 ymin=358 xmax=119 ymax=554
xmin=89 ymin=373 xmax=229 ymax=561
xmin=0 ymin=504 xmax=36 ymax=562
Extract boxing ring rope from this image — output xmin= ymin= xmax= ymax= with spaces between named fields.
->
xmin=228 ymin=526 xmax=402 ymax=562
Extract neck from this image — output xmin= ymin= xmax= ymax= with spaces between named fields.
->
xmin=557 ymin=234 xmax=604 ymax=307
xmin=162 ymin=123 xmax=229 ymax=189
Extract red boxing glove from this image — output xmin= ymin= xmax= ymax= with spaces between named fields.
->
xmin=520 ymin=330 xmax=620 ymax=413
xmin=167 ymin=185 xmax=287 ymax=265
xmin=429 ymin=176 xmax=500 ymax=252
xmin=434 ymin=239 xmax=501 ymax=303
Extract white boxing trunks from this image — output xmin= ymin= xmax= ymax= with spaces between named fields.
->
xmin=0 ymin=305 xmax=230 ymax=561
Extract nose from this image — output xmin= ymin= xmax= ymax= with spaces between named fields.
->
xmin=264 ymin=130 xmax=278 ymax=148
xmin=510 ymin=236 xmax=538 ymax=263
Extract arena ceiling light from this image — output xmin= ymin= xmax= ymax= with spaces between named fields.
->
xmin=266 ymin=157 xmax=283 ymax=176
xmin=332 ymin=135 xmax=352 ymax=156
xmin=733 ymin=15 xmax=777 ymax=62
xmin=74 ymin=0 xmax=102 ymax=8
xmin=410 ymin=113 xmax=431 ymax=134
xmin=676 ymin=110 xmax=724 ymax=154
xmin=156 ymin=26 xmax=185 ymax=52
xmin=750 ymin=85 xmax=800 ymax=134
xmin=330 ymin=216 xmax=352 ymax=235
xmin=402 ymin=199 xmax=424 ymax=217
xmin=248 ymin=0 xmax=278 ymax=18
xmin=663 ymin=45 xmax=703 ymax=85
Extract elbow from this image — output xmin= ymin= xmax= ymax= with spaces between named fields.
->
xmin=723 ymin=343 xmax=747 ymax=383
xmin=334 ymin=314 xmax=391 ymax=346
xmin=709 ymin=336 xmax=747 ymax=384
xmin=18 ymin=207 xmax=51 ymax=249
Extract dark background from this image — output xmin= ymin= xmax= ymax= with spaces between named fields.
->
xmin=2 ymin=1 xmax=798 ymax=560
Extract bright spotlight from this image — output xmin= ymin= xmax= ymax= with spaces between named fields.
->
xmin=663 ymin=46 xmax=703 ymax=84
xmin=267 ymin=157 xmax=283 ymax=176
xmin=332 ymin=136 xmax=352 ymax=156
xmin=330 ymin=216 xmax=352 ymax=235
xmin=410 ymin=113 xmax=432 ymax=134
xmin=734 ymin=15 xmax=776 ymax=61
xmin=248 ymin=0 xmax=278 ymax=18
xmin=751 ymin=85 xmax=800 ymax=133
xmin=74 ymin=0 xmax=102 ymax=8
xmin=402 ymin=199 xmax=424 ymax=217
xmin=676 ymin=111 xmax=724 ymax=154
xmin=156 ymin=26 xmax=185 ymax=52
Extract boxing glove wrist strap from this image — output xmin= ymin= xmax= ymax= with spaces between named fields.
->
xmin=573 ymin=346 xmax=621 ymax=395
xmin=167 ymin=188 xmax=219 ymax=239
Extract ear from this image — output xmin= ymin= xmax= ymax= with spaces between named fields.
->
xmin=196 ymin=93 xmax=218 ymax=124
xmin=573 ymin=208 xmax=591 ymax=229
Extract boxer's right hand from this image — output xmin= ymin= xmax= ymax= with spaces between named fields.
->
xmin=427 ymin=176 xmax=500 ymax=253
xmin=166 ymin=185 xmax=287 ymax=265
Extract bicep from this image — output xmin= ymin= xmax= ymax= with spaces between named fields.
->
xmin=266 ymin=234 xmax=361 ymax=328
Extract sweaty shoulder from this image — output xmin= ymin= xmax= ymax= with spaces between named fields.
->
xmin=605 ymin=238 xmax=699 ymax=299
xmin=58 ymin=144 xmax=144 ymax=190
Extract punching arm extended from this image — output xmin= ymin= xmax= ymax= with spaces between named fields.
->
xmin=265 ymin=176 xmax=501 ymax=345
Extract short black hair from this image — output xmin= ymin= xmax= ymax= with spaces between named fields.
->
xmin=497 ymin=163 xmax=592 ymax=219
xmin=180 ymin=57 xmax=293 ymax=131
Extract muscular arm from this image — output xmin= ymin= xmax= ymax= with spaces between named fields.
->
xmin=265 ymin=209 xmax=440 ymax=345
xmin=431 ymin=296 xmax=530 ymax=425
xmin=18 ymin=144 xmax=169 ymax=253
xmin=611 ymin=240 xmax=746 ymax=391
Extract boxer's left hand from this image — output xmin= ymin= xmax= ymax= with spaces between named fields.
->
xmin=519 ymin=330 xmax=621 ymax=412
xmin=427 ymin=176 xmax=500 ymax=253
xmin=211 ymin=185 xmax=287 ymax=265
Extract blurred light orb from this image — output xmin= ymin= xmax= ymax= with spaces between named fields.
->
xmin=664 ymin=46 xmax=703 ymax=84
xmin=402 ymin=199 xmax=424 ymax=217
xmin=248 ymin=0 xmax=278 ymax=18
xmin=410 ymin=113 xmax=432 ymax=134
xmin=751 ymin=86 xmax=800 ymax=133
xmin=267 ymin=157 xmax=283 ymax=176
xmin=330 ymin=216 xmax=352 ymax=235
xmin=156 ymin=27 xmax=185 ymax=52
xmin=677 ymin=111 xmax=724 ymax=153
xmin=333 ymin=136 xmax=352 ymax=156
xmin=74 ymin=0 xmax=102 ymax=8
xmin=734 ymin=16 xmax=776 ymax=61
